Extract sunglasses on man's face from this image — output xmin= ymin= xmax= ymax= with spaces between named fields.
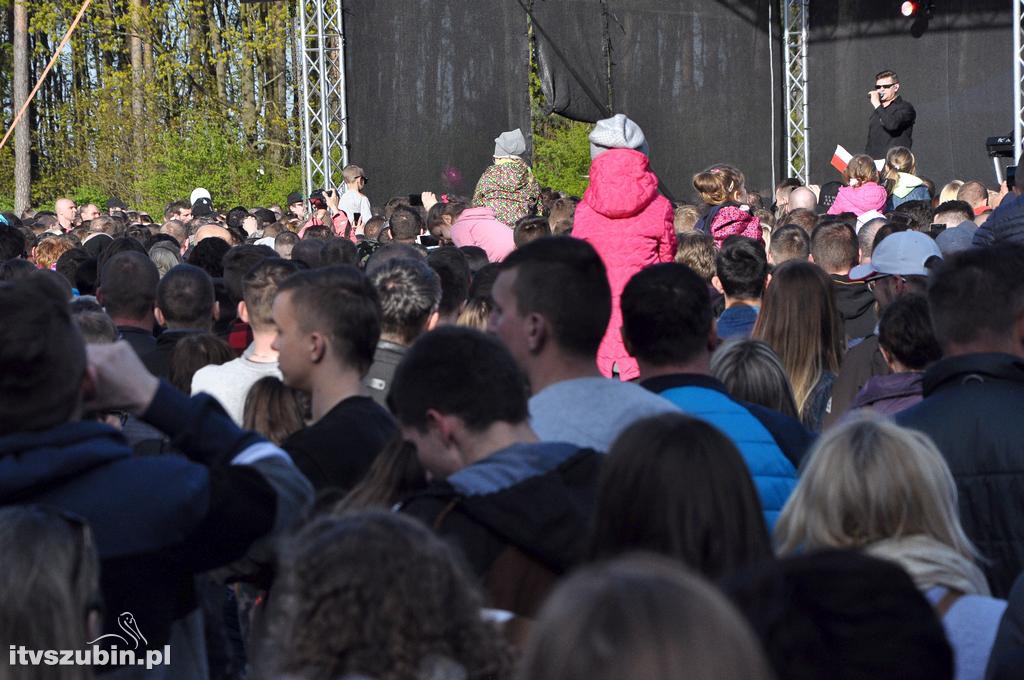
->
xmin=875 ymin=83 xmax=896 ymax=90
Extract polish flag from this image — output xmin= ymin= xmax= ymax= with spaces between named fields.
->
xmin=831 ymin=145 xmax=853 ymax=173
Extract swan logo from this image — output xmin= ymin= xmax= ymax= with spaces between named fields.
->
xmin=87 ymin=612 xmax=148 ymax=650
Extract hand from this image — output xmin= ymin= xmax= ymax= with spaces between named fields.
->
xmin=869 ymin=90 xmax=881 ymax=108
xmin=242 ymin=215 xmax=258 ymax=236
xmin=326 ymin=188 xmax=341 ymax=211
xmin=83 ymin=342 xmax=160 ymax=415
xmin=422 ymin=191 xmax=438 ymax=212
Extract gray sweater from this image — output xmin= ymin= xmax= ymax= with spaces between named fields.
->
xmin=191 ymin=345 xmax=282 ymax=425
xmin=529 ymin=377 xmax=679 ymax=452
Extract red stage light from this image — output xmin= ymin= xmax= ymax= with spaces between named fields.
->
xmin=901 ymin=1 xmax=919 ymax=16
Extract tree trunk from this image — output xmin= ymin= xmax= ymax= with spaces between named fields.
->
xmin=13 ymin=0 xmax=31 ymax=214
xmin=130 ymin=0 xmax=145 ymax=166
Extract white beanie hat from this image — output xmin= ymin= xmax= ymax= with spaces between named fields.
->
xmin=589 ymin=113 xmax=648 ymax=159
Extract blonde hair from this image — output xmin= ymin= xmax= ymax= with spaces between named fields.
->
xmin=456 ymin=296 xmax=492 ymax=331
xmin=882 ymin=147 xmax=916 ymax=192
xmin=674 ymin=232 xmax=716 ymax=282
xmin=35 ymin=236 xmax=75 ymax=271
xmin=939 ymin=180 xmax=964 ymax=204
xmin=775 ymin=414 xmax=979 ymax=561
xmin=844 ymin=155 xmax=879 ymax=187
xmin=693 ymin=165 xmax=746 ymax=206
xmin=712 ymin=339 xmax=800 ymax=419
xmin=673 ymin=204 xmax=701 ymax=233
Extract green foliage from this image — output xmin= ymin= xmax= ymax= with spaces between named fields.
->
xmin=533 ymin=118 xmax=592 ymax=198
xmin=528 ymin=32 xmax=591 ymax=198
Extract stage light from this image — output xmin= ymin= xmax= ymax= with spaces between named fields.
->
xmin=901 ymin=1 xmax=919 ymax=16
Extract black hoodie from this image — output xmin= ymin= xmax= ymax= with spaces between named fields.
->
xmin=831 ymin=274 xmax=877 ymax=343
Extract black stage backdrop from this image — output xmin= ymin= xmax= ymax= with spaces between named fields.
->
xmin=531 ymin=0 xmax=784 ymax=196
xmin=808 ymin=1 xmax=1012 ymax=188
xmin=343 ymin=0 xmax=530 ymax=203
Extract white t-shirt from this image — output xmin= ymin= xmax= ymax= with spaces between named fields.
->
xmin=338 ymin=189 xmax=373 ymax=226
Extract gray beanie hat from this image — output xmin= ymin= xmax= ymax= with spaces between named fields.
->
xmin=589 ymin=113 xmax=648 ymax=159
xmin=494 ymin=129 xmax=526 ymax=158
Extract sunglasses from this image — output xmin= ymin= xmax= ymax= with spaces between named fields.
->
xmin=875 ymin=84 xmax=896 ymax=90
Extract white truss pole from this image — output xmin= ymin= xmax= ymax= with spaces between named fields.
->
xmin=783 ymin=0 xmax=810 ymax=183
xmin=298 ymin=0 xmax=349 ymax=198
xmin=1015 ymin=0 xmax=1022 ymax=163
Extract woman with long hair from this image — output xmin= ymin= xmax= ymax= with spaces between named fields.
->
xmin=753 ymin=260 xmax=843 ymax=431
xmin=774 ymin=416 xmax=1005 ymax=680
xmin=882 ymin=146 xmax=931 ymax=210
xmin=590 ymin=413 xmax=773 ymax=574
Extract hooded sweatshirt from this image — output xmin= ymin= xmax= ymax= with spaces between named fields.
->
xmin=832 ymin=273 xmax=878 ymax=343
xmin=572 ymin=149 xmax=676 ymax=381
xmin=828 ymin=181 xmax=888 ymax=216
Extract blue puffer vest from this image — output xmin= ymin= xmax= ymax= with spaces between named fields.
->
xmin=659 ymin=385 xmax=798 ymax=529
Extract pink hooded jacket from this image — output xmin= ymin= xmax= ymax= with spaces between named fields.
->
xmin=450 ymin=206 xmax=515 ymax=262
xmin=709 ymin=206 xmax=763 ymax=249
xmin=828 ymin=182 xmax=888 ymax=216
xmin=573 ymin=149 xmax=676 ymax=381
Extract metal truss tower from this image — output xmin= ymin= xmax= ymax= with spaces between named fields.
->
xmin=1015 ymin=0 xmax=1023 ymax=162
xmin=783 ymin=0 xmax=810 ymax=183
xmin=298 ymin=0 xmax=349 ymax=197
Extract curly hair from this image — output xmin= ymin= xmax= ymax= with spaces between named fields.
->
xmin=34 ymin=236 xmax=76 ymax=271
xmin=260 ymin=510 xmax=513 ymax=680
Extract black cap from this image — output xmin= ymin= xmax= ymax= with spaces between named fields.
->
xmin=287 ymin=191 xmax=304 ymax=206
xmin=106 ymin=197 xmax=127 ymax=211
xmin=192 ymin=197 xmax=214 ymax=218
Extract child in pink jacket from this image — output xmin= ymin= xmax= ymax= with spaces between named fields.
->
xmin=828 ymin=154 xmax=888 ymax=216
xmin=572 ymin=114 xmax=676 ymax=381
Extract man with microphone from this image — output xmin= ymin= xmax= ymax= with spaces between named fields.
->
xmin=866 ymin=69 xmax=916 ymax=160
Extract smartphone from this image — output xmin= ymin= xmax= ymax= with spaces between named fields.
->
xmin=1008 ymin=165 xmax=1017 ymax=191
xmin=928 ymin=223 xmax=947 ymax=239
xmin=408 ymin=193 xmax=424 ymax=207
xmin=352 ymin=212 xmax=361 ymax=225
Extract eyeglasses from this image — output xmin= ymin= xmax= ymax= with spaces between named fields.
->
xmin=875 ymin=83 xmax=896 ymax=90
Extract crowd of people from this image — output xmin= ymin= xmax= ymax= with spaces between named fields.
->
xmin=3 ymin=103 xmax=1024 ymax=680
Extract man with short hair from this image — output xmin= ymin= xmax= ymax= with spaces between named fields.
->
xmin=787 ymin=187 xmax=818 ymax=213
xmin=160 ymin=219 xmax=188 ymax=253
xmin=338 ymin=164 xmax=373 ymax=229
xmin=222 ymin=245 xmax=277 ymax=355
xmin=0 ymin=277 xmax=312 ymax=671
xmin=898 ymin=245 xmax=1024 ymax=597
xmin=621 ymin=262 xmax=809 ymax=526
xmin=55 ymin=198 xmax=77 ymax=233
xmin=79 ymin=203 xmax=100 ymax=223
xmin=857 ymin=217 xmax=888 ymax=262
xmin=164 ymin=199 xmax=192 ymax=223
xmin=142 ymin=264 xmax=218 ymax=379
xmin=489 ymin=237 xmax=677 ymax=452
xmin=275 ymin=231 xmax=298 ymax=259
xmin=96 ymin=251 xmax=160 ymax=357
xmin=957 ymin=180 xmax=991 ymax=222
xmin=364 ymin=258 xmax=441 ymax=406
xmin=394 ymin=326 xmax=602 ymax=617
xmin=273 ymin=266 xmax=397 ymax=494
xmin=388 ymin=206 xmax=424 ymax=245
xmin=826 ymin=230 xmax=941 ymax=426
xmin=933 ymin=200 xmax=974 ymax=228
xmin=811 ymin=220 xmax=877 ymax=343
xmin=866 ymin=69 xmax=915 ymax=159
xmin=713 ymin=236 xmax=769 ymax=340
xmin=192 ymin=258 xmax=298 ymax=424
xmin=427 ymin=247 xmax=471 ymax=324
xmin=769 ymin=224 xmax=810 ymax=265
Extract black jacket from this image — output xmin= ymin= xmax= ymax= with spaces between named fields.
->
xmin=866 ymin=96 xmax=916 ymax=159
xmin=400 ymin=442 xmax=601 ymax=617
xmin=987 ymin=573 xmax=1024 ymax=679
xmin=897 ymin=353 xmax=1024 ymax=597
xmin=832 ymin=274 xmax=877 ymax=343
xmin=0 ymin=383 xmax=313 ymax=676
